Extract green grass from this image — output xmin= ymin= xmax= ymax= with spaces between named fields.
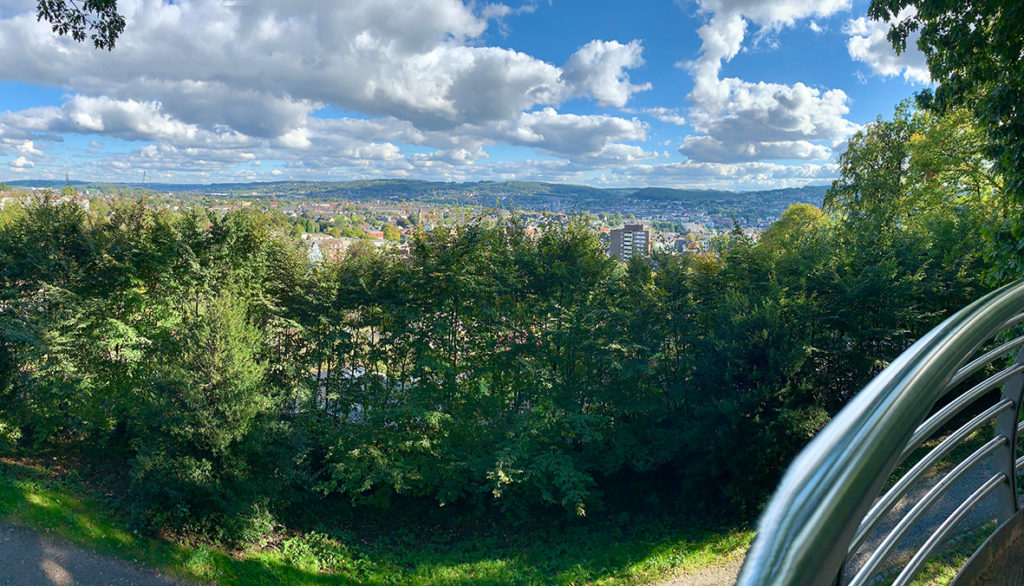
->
xmin=0 ymin=458 xmax=752 ymax=585
xmin=866 ymin=522 xmax=994 ymax=586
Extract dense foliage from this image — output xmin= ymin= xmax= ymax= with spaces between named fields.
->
xmin=0 ymin=106 xmax=1007 ymax=539
xmin=869 ymin=0 xmax=1024 ymax=277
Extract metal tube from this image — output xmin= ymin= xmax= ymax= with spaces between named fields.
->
xmin=994 ymin=346 xmax=1024 ymax=522
xmin=891 ymin=473 xmax=1006 ymax=586
xmin=849 ymin=399 xmax=1013 ymax=556
xmin=900 ymin=364 xmax=1024 ymax=463
xmin=948 ymin=334 xmax=1024 ymax=389
xmin=738 ymin=279 xmax=1024 ymax=585
xmin=848 ymin=436 xmax=1007 ymax=586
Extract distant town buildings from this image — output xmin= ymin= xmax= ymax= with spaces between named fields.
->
xmin=609 ymin=223 xmax=651 ymax=261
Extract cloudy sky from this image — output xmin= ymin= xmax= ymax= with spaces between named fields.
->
xmin=0 ymin=0 xmax=928 ymax=189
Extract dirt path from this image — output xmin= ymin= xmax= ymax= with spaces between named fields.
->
xmin=657 ymin=558 xmax=744 ymax=586
xmin=0 ymin=523 xmax=180 ymax=585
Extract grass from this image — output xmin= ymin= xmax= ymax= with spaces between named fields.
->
xmin=0 ymin=457 xmax=752 ymax=584
xmin=866 ymin=522 xmax=994 ymax=586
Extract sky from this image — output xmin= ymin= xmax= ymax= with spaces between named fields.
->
xmin=0 ymin=0 xmax=930 ymax=189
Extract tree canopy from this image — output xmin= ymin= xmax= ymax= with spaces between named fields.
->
xmin=869 ymin=0 xmax=1024 ymax=200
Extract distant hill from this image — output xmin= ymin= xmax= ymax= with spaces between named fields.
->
xmin=3 ymin=178 xmax=828 ymax=207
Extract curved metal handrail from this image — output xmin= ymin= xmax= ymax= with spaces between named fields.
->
xmin=737 ymin=279 xmax=1024 ymax=585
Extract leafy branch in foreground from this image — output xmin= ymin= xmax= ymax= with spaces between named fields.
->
xmin=36 ymin=0 xmax=124 ymax=50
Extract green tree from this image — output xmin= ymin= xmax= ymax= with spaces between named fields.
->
xmin=869 ymin=0 xmax=1024 ymax=199
xmin=759 ymin=203 xmax=827 ymax=254
xmin=823 ymin=103 xmax=918 ymax=224
xmin=382 ymin=223 xmax=401 ymax=242
xmin=131 ymin=289 xmax=271 ymax=531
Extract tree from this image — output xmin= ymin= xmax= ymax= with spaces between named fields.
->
xmin=37 ymin=0 xmax=125 ymax=50
xmin=760 ymin=203 xmax=827 ymax=254
xmin=382 ymin=223 xmax=401 ymax=242
xmin=869 ymin=0 xmax=1024 ymax=199
xmin=823 ymin=104 xmax=917 ymax=224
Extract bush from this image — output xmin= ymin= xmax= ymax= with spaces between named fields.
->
xmin=281 ymin=531 xmax=348 ymax=572
xmin=218 ymin=502 xmax=275 ymax=546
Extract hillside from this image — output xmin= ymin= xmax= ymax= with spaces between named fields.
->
xmin=4 ymin=178 xmax=829 ymax=217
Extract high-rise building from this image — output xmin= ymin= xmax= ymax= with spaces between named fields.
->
xmin=609 ymin=223 xmax=651 ymax=261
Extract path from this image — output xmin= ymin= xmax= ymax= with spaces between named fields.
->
xmin=657 ymin=558 xmax=744 ymax=585
xmin=0 ymin=523 xmax=180 ymax=585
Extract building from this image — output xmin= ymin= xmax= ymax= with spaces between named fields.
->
xmin=608 ymin=223 xmax=651 ymax=261
xmin=306 ymin=236 xmax=357 ymax=263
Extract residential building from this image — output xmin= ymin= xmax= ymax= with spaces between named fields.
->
xmin=608 ymin=223 xmax=651 ymax=261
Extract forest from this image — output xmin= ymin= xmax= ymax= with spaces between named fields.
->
xmin=0 ymin=103 xmax=1011 ymax=553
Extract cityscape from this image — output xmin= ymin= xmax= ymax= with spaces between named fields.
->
xmin=0 ymin=178 xmax=827 ymax=263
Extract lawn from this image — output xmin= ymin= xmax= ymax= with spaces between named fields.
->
xmin=0 ymin=458 xmax=751 ymax=585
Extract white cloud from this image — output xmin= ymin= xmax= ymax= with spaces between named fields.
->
xmin=638 ymin=107 xmax=688 ymax=126
xmin=687 ymin=0 xmax=850 ymax=29
xmin=562 ymin=40 xmax=651 ymax=107
xmin=680 ymin=0 xmax=857 ymax=163
xmin=599 ymin=159 xmax=838 ymax=189
xmin=844 ymin=9 xmax=930 ymax=84
xmin=14 ymin=140 xmax=42 ymax=156
xmin=0 ymin=0 xmax=866 ymax=188
xmin=9 ymin=155 xmax=34 ymax=169
xmin=479 ymin=2 xmax=538 ymax=35
xmin=0 ymin=0 xmax=571 ymax=133
xmin=680 ymin=135 xmax=832 ymax=163
xmin=494 ymin=108 xmax=653 ymax=161
xmin=0 ymin=0 xmax=660 ymax=179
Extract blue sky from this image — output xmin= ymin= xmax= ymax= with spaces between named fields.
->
xmin=0 ymin=0 xmax=929 ymax=189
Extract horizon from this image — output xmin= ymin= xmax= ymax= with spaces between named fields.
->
xmin=1 ymin=176 xmax=832 ymax=194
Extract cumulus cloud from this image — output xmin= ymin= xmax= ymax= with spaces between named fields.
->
xmin=680 ymin=136 xmax=831 ymax=163
xmin=0 ymin=0 xmax=658 ymax=180
xmin=496 ymin=108 xmax=651 ymax=160
xmin=562 ymin=40 xmax=652 ymax=107
xmin=9 ymin=155 xmax=34 ymax=170
xmin=0 ymin=0 xmax=639 ymax=133
xmin=688 ymin=0 xmax=849 ymax=29
xmin=599 ymin=159 xmax=838 ymax=189
xmin=845 ymin=9 xmax=930 ymax=84
xmin=14 ymin=140 xmax=42 ymax=156
xmin=58 ymin=95 xmax=254 ymax=146
xmin=681 ymin=80 xmax=856 ymax=162
xmin=681 ymin=0 xmax=858 ymax=164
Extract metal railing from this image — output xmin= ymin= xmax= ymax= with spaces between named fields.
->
xmin=737 ymin=279 xmax=1024 ymax=585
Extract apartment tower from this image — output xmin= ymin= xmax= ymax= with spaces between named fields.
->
xmin=609 ymin=223 xmax=651 ymax=261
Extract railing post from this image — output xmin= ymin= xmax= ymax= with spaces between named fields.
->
xmin=995 ymin=346 xmax=1024 ymax=521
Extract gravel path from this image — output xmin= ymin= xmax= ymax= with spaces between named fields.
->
xmin=0 ymin=523 xmax=180 ymax=585
xmin=842 ymin=452 xmax=1000 ymax=582
xmin=657 ymin=558 xmax=745 ymax=586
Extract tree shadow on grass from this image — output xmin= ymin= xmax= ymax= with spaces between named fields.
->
xmin=0 ymin=459 xmax=751 ymax=585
